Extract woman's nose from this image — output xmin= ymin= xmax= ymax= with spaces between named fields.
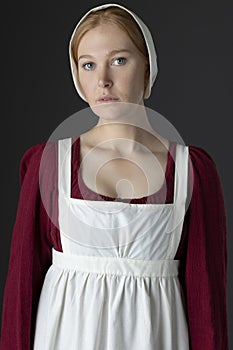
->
xmin=97 ymin=68 xmax=113 ymax=88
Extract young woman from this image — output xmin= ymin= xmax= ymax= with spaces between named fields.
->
xmin=0 ymin=4 xmax=228 ymax=350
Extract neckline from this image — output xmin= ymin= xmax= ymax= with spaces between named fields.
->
xmin=71 ymin=136 xmax=176 ymax=204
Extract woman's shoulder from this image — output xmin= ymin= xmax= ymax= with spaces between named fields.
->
xmin=20 ymin=141 xmax=46 ymax=163
xmin=187 ymin=143 xmax=218 ymax=167
xmin=19 ymin=139 xmax=59 ymax=183
xmin=188 ymin=143 xmax=214 ymax=159
xmin=20 ymin=139 xmax=61 ymax=163
xmin=185 ymin=143 xmax=221 ymax=183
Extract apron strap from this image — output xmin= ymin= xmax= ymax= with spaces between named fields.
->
xmin=58 ymin=137 xmax=72 ymax=198
xmin=165 ymin=143 xmax=189 ymax=259
xmin=173 ymin=143 xmax=189 ymax=205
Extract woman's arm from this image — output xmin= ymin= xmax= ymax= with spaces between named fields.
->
xmin=184 ymin=146 xmax=228 ymax=349
xmin=0 ymin=142 xmax=60 ymax=350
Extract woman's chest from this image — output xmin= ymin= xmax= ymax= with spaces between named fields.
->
xmin=79 ymin=145 xmax=168 ymax=198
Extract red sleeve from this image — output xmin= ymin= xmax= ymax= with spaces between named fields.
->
xmin=0 ymin=141 xmax=61 ymax=350
xmin=184 ymin=145 xmax=228 ymax=349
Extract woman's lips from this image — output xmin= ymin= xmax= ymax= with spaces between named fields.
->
xmin=97 ymin=96 xmax=119 ymax=103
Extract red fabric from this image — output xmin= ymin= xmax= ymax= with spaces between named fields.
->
xmin=0 ymin=138 xmax=228 ymax=349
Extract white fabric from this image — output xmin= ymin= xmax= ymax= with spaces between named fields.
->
xmin=33 ymin=138 xmax=190 ymax=350
xmin=69 ymin=3 xmax=158 ymax=101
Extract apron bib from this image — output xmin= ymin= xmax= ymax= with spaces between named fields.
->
xmin=34 ymin=138 xmax=190 ymax=350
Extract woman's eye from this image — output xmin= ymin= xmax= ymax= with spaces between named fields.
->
xmin=113 ymin=57 xmax=127 ymax=66
xmin=82 ymin=62 xmax=95 ymax=70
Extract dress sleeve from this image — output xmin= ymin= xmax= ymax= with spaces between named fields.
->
xmin=184 ymin=145 xmax=228 ymax=349
xmin=0 ymin=142 xmax=58 ymax=350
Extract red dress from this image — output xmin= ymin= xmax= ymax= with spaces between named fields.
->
xmin=0 ymin=137 xmax=229 ymax=349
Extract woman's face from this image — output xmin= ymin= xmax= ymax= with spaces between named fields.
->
xmin=77 ymin=23 xmax=148 ymax=108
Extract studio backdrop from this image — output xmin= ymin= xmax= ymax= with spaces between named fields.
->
xmin=0 ymin=0 xmax=232 ymax=347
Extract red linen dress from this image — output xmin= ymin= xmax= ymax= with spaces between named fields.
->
xmin=0 ymin=137 xmax=228 ymax=349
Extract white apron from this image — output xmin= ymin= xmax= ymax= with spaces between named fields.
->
xmin=33 ymin=138 xmax=190 ymax=350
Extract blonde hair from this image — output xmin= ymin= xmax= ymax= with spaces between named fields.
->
xmin=71 ymin=7 xmax=149 ymax=72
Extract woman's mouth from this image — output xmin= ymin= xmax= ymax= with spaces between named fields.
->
xmin=97 ymin=95 xmax=119 ymax=103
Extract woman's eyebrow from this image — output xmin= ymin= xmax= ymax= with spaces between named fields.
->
xmin=78 ymin=49 xmax=132 ymax=61
xmin=109 ymin=49 xmax=132 ymax=55
xmin=78 ymin=54 xmax=94 ymax=61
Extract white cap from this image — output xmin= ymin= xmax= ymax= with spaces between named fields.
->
xmin=69 ymin=3 xmax=158 ymax=101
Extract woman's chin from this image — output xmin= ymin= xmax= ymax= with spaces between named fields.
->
xmin=91 ymin=101 xmax=141 ymax=122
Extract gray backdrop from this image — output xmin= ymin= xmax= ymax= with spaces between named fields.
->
xmin=0 ymin=0 xmax=232 ymax=347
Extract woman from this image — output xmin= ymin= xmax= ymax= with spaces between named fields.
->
xmin=0 ymin=4 xmax=228 ymax=350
